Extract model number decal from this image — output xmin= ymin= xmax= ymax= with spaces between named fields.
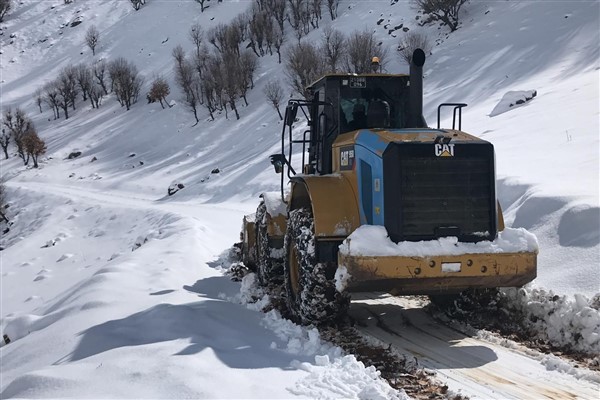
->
xmin=434 ymin=143 xmax=455 ymax=157
xmin=340 ymin=146 xmax=355 ymax=170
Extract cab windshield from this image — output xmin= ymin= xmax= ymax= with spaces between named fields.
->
xmin=339 ymin=76 xmax=409 ymax=133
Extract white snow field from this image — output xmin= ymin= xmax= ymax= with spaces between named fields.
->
xmin=1 ymin=0 xmax=598 ymax=398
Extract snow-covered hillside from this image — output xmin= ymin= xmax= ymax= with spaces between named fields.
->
xmin=1 ymin=0 xmax=598 ymax=398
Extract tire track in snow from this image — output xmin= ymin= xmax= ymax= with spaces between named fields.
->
xmin=350 ymin=293 xmax=600 ymax=399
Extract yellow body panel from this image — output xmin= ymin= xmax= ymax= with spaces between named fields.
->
xmin=241 ymin=216 xmax=256 ymax=267
xmin=290 ymin=176 xmax=360 ymax=238
xmin=338 ymin=251 xmax=537 ymax=294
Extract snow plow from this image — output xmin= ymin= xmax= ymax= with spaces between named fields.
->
xmin=241 ymin=49 xmax=538 ymax=324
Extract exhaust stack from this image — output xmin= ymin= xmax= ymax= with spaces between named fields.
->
xmin=409 ymin=48 xmax=426 ymax=128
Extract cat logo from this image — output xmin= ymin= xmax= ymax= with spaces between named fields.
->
xmin=434 ymin=143 xmax=455 ymax=157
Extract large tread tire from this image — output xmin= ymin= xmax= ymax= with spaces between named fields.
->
xmin=284 ymin=208 xmax=350 ymax=325
xmin=255 ymin=202 xmax=284 ymax=286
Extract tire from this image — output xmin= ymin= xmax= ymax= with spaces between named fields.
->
xmin=255 ymin=201 xmax=284 ymax=286
xmin=284 ymin=207 xmax=350 ymax=325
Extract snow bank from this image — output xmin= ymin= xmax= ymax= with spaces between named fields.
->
xmin=227 ymin=271 xmax=407 ymax=399
xmin=502 ymin=286 xmax=600 ymax=355
xmin=490 ymin=90 xmax=538 ymax=117
xmin=339 ymin=225 xmax=539 ymax=257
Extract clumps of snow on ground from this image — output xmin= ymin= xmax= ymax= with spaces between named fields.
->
xmin=334 ymin=265 xmax=351 ymax=292
xmin=289 ymin=355 xmax=410 ymax=400
xmin=502 ymin=286 xmax=600 ymax=355
xmin=339 ymin=225 xmax=538 ymax=257
xmin=226 ymin=271 xmax=407 ymax=399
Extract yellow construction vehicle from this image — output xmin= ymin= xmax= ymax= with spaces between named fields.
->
xmin=241 ymin=49 xmax=538 ymax=324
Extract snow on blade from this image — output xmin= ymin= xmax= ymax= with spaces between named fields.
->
xmin=339 ymin=225 xmax=539 ymax=257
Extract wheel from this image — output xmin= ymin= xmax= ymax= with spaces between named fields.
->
xmin=284 ymin=207 xmax=350 ymax=325
xmin=255 ymin=201 xmax=284 ymax=286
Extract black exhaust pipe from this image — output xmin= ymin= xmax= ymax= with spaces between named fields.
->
xmin=409 ymin=48 xmax=426 ymax=128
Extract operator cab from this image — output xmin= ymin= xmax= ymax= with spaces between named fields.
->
xmin=307 ymin=74 xmax=415 ymax=174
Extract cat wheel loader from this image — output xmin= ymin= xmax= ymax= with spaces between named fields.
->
xmin=241 ymin=49 xmax=538 ymax=324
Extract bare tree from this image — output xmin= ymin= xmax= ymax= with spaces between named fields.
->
xmin=309 ymin=0 xmax=322 ymax=29
xmin=56 ymin=65 xmax=79 ymax=119
xmin=85 ymin=25 xmax=100 ymax=56
xmin=43 ymin=82 xmax=61 ymax=120
xmin=22 ymin=128 xmax=46 ymax=168
xmin=109 ymin=58 xmax=144 ymax=110
xmin=326 ymin=0 xmax=339 ymax=20
xmin=195 ymin=0 xmax=209 ymax=12
xmin=148 ymin=76 xmax=170 ymax=108
xmin=0 ymin=0 xmax=12 ymax=23
xmin=238 ymin=50 xmax=258 ymax=105
xmin=89 ymin=82 xmax=104 ymax=109
xmin=2 ymin=108 xmax=33 ymax=165
xmin=92 ymin=60 xmax=109 ymax=95
xmin=266 ymin=0 xmax=286 ymax=32
xmin=75 ymin=63 xmax=93 ymax=103
xmin=322 ymin=25 xmax=345 ymax=73
xmin=263 ymin=80 xmax=284 ymax=120
xmin=0 ymin=128 xmax=10 ymax=159
xmin=344 ymin=29 xmax=388 ymax=73
xmin=398 ymin=31 xmax=431 ymax=64
xmin=287 ymin=0 xmax=306 ymax=40
xmin=173 ymin=45 xmax=202 ymax=124
xmin=413 ymin=0 xmax=468 ymax=32
xmin=284 ymin=41 xmax=324 ymax=98
xmin=0 ymin=177 xmax=8 ymax=224
xmin=34 ymin=88 xmax=44 ymax=113
xmin=189 ymin=23 xmax=205 ymax=56
xmin=272 ymin=25 xmax=285 ymax=64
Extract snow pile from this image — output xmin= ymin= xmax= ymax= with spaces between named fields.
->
xmin=290 ymin=355 xmax=410 ymax=400
xmin=226 ymin=270 xmax=407 ymax=399
xmin=339 ymin=225 xmax=539 ymax=256
xmin=502 ymin=286 xmax=600 ymax=354
xmin=335 ymin=265 xmax=351 ymax=292
xmin=490 ymin=90 xmax=538 ymax=117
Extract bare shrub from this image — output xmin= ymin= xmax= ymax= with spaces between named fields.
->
xmin=398 ymin=32 xmax=431 ymax=64
xmin=413 ymin=0 xmax=468 ymax=32
xmin=264 ymin=80 xmax=284 ymax=120
xmin=22 ymin=128 xmax=46 ymax=168
xmin=344 ymin=29 xmax=388 ymax=73
xmin=85 ymin=25 xmax=100 ymax=56
xmin=148 ymin=76 xmax=170 ymax=108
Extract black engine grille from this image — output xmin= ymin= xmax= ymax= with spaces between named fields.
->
xmin=383 ymin=142 xmax=496 ymax=243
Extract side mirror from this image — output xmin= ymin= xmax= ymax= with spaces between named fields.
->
xmin=270 ymin=153 xmax=285 ymax=174
xmin=284 ymin=104 xmax=298 ymax=127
